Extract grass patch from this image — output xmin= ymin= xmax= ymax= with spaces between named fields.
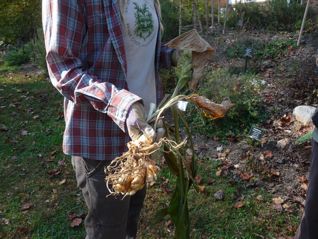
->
xmin=140 ymin=159 xmax=299 ymax=238
xmin=0 ymin=73 xmax=85 ymax=238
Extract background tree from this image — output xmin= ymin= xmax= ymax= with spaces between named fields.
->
xmin=0 ymin=0 xmax=41 ymax=45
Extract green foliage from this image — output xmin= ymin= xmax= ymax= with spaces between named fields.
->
xmin=4 ymin=45 xmax=31 ymax=66
xmin=296 ymin=131 xmax=313 ymax=145
xmin=226 ymin=38 xmax=297 ymax=60
xmin=0 ymin=0 xmax=41 ymax=44
xmin=3 ymin=30 xmax=47 ymax=72
xmin=160 ymin=0 xmax=192 ymax=41
xmin=227 ymin=0 xmax=308 ymax=31
xmin=257 ymin=39 xmax=296 ymax=59
xmin=188 ymin=69 xmax=265 ymax=138
xmin=226 ymin=38 xmax=264 ymax=59
xmin=227 ymin=3 xmax=267 ymax=29
xmin=27 ymin=29 xmax=48 ymax=73
xmin=267 ymin=0 xmax=306 ymax=31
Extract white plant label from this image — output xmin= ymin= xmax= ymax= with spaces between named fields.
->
xmin=177 ymin=101 xmax=189 ymax=112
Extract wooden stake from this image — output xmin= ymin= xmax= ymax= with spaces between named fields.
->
xmin=297 ymin=0 xmax=310 ymax=46
xmin=222 ymin=0 xmax=229 ymax=34
xmin=211 ymin=0 xmax=214 ymax=31
xmin=178 ymin=0 xmax=182 ymax=35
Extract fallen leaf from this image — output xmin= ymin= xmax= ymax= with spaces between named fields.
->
xmin=16 ymin=227 xmax=29 ymax=235
xmin=50 ymin=150 xmax=58 ymax=156
xmin=301 ymin=183 xmax=308 ymax=191
xmin=58 ymin=179 xmax=66 ymax=185
xmin=21 ymin=202 xmax=33 ymax=211
xmin=0 ymin=218 xmax=10 ymax=225
xmin=272 ymin=197 xmax=284 ymax=205
xmin=277 ymin=138 xmax=289 ymax=149
xmin=270 ymin=170 xmax=280 ymax=177
xmin=234 ymin=201 xmax=244 ymax=209
xmin=198 ymin=185 xmax=206 ymax=193
xmin=298 ymin=175 xmax=308 ymax=183
xmin=216 ymin=169 xmax=222 ymax=177
xmin=239 ymin=172 xmax=253 ymax=181
xmin=32 ymin=115 xmax=40 ymax=120
xmin=256 ymin=195 xmax=263 ymax=201
xmin=70 ymin=217 xmax=83 ymax=228
xmin=263 ymin=150 xmax=273 ymax=159
xmin=21 ymin=130 xmax=28 ymax=136
xmin=47 ymin=169 xmax=61 ymax=177
xmin=68 ymin=212 xmax=77 ymax=221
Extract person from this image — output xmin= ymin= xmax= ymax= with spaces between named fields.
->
xmin=42 ymin=1 xmax=177 ymax=238
xmin=294 ymin=109 xmax=318 ymax=239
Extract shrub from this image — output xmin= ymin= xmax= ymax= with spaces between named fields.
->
xmin=161 ymin=0 xmax=193 ymax=41
xmin=267 ymin=0 xmax=305 ymax=31
xmin=227 ymin=3 xmax=268 ymax=30
xmin=0 ymin=0 xmax=41 ymax=44
xmin=226 ymin=38 xmax=297 ymax=60
xmin=27 ymin=30 xmax=48 ymax=73
xmin=226 ymin=38 xmax=264 ymax=59
xmin=227 ymin=0 xmax=308 ymax=31
xmin=187 ymin=69 xmax=265 ymax=138
xmin=4 ymin=45 xmax=31 ymax=66
xmin=256 ymin=39 xmax=296 ymax=59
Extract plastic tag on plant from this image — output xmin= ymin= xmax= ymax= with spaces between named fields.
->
xmin=177 ymin=101 xmax=189 ymax=112
xmin=249 ymin=127 xmax=262 ymax=141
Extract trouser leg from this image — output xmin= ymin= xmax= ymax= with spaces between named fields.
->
xmin=299 ymin=140 xmax=318 ymax=239
xmin=72 ymin=156 xmax=130 ymax=239
xmin=126 ymin=186 xmax=147 ymax=238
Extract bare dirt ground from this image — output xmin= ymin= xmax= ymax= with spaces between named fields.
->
xmin=201 ymin=30 xmax=318 ymax=217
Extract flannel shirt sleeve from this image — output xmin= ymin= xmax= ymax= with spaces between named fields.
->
xmin=42 ymin=0 xmax=140 ymax=131
xmin=159 ymin=45 xmax=175 ymax=68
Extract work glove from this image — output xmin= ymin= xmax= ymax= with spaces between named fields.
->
xmin=126 ymin=102 xmax=155 ymax=143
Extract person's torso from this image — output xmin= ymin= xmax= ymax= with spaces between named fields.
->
xmin=121 ymin=0 xmax=159 ymax=113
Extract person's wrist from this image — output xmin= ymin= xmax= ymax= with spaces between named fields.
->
xmin=171 ymin=49 xmax=179 ymax=66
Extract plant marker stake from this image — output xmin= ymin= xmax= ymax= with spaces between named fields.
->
xmin=249 ymin=127 xmax=262 ymax=141
xmin=297 ymin=0 xmax=310 ymax=47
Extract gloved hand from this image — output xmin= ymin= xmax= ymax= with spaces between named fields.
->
xmin=312 ymin=109 xmax=318 ymax=128
xmin=126 ymin=102 xmax=155 ymax=143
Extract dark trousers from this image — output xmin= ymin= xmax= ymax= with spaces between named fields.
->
xmin=71 ymin=156 xmax=146 ymax=239
xmin=297 ymin=140 xmax=318 ymax=239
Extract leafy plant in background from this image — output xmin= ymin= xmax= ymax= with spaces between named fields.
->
xmin=4 ymin=45 xmax=31 ymax=66
xmin=226 ymin=38 xmax=264 ymax=59
xmin=256 ymin=39 xmax=297 ymax=59
xmin=0 ymin=0 xmax=41 ymax=44
xmin=267 ymin=0 xmax=306 ymax=31
xmin=226 ymin=0 xmax=309 ymax=31
xmin=226 ymin=38 xmax=297 ymax=60
xmin=28 ymin=29 xmax=48 ymax=74
xmin=160 ymin=0 xmax=192 ymax=41
xmin=187 ymin=68 xmax=265 ymax=138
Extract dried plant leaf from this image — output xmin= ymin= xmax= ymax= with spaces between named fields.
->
xmin=166 ymin=29 xmax=214 ymax=90
xmin=189 ymin=95 xmax=234 ymax=119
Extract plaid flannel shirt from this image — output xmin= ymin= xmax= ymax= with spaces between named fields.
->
xmin=42 ymin=0 xmax=174 ymax=160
